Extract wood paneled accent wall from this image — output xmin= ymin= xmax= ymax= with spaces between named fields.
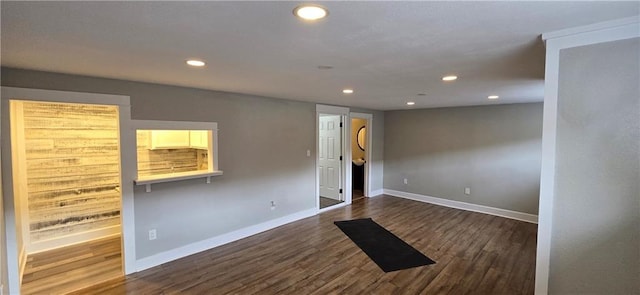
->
xmin=16 ymin=101 xmax=121 ymax=244
xmin=136 ymin=131 xmax=204 ymax=177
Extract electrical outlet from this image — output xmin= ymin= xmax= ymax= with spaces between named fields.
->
xmin=306 ymin=150 xmax=311 ymax=157
xmin=270 ymin=201 xmax=276 ymax=210
xmin=403 ymin=178 xmax=408 ymax=185
xmin=465 ymin=187 xmax=471 ymax=195
xmin=149 ymin=229 xmax=157 ymax=240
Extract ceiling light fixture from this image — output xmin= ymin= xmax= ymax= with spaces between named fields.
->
xmin=342 ymin=89 xmax=354 ymax=94
xmin=488 ymin=95 xmax=499 ymax=100
xmin=293 ymin=5 xmax=328 ymax=21
xmin=186 ymin=59 xmax=206 ymax=67
xmin=406 ymin=101 xmax=416 ymax=106
xmin=442 ymin=75 xmax=458 ymax=81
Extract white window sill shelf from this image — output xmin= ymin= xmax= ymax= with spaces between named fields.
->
xmin=135 ymin=170 xmax=223 ymax=192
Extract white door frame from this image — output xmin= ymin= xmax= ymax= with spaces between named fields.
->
xmin=0 ymin=139 xmax=7 ymax=295
xmin=349 ymin=112 xmax=373 ymax=198
xmin=316 ymin=105 xmax=350 ymax=212
xmin=1 ymin=87 xmax=137 ymax=294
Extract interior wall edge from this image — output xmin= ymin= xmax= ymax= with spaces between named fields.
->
xmin=18 ymin=246 xmax=25 ymax=285
xmin=537 ymin=17 xmax=640 ymax=295
xmin=0 ymin=116 xmax=7 ymax=295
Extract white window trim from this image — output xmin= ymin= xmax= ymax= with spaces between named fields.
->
xmin=130 ymin=120 xmax=222 ymax=192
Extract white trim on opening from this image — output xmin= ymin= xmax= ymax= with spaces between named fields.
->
xmin=1 ymin=87 xmax=135 ymax=294
xmin=350 ymin=112 xmax=373 ymax=199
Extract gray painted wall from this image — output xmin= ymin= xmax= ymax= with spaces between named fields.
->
xmin=549 ymin=38 xmax=640 ymax=294
xmin=384 ymin=103 xmax=542 ymax=214
xmin=0 ymin=68 xmax=382 ymax=259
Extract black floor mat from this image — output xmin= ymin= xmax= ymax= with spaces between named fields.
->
xmin=334 ymin=218 xmax=435 ymax=272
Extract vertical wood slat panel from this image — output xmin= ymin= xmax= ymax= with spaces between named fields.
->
xmin=21 ymin=101 xmax=121 ymax=244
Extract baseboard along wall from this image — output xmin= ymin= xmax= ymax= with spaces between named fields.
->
xmin=383 ymin=189 xmax=538 ymax=224
xmin=135 ymin=208 xmax=317 ymax=272
xmin=28 ymin=225 xmax=121 ymax=254
xmin=369 ymin=189 xmax=384 ymax=197
xmin=134 ymin=189 xmax=536 ymax=273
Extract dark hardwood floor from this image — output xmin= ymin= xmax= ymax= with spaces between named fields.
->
xmin=22 ymin=236 xmax=122 ymax=295
xmin=352 ymin=189 xmax=364 ymax=201
xmin=72 ymin=195 xmax=537 ymax=294
xmin=319 ymin=196 xmax=343 ymax=209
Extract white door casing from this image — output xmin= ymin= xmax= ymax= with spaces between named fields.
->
xmin=350 ymin=112 xmax=373 ymax=198
xmin=1 ymin=87 xmax=136 ymax=294
xmin=319 ymin=115 xmax=342 ymax=200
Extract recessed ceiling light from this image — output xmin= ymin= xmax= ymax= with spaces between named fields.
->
xmin=442 ymin=75 xmax=458 ymax=81
xmin=488 ymin=95 xmax=499 ymax=100
xmin=342 ymin=89 xmax=354 ymax=94
xmin=293 ymin=5 xmax=328 ymax=21
xmin=406 ymin=101 xmax=416 ymax=106
xmin=186 ymin=60 xmax=206 ymax=67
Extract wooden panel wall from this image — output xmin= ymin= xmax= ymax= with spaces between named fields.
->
xmin=20 ymin=101 xmax=121 ymax=243
xmin=136 ymin=131 xmax=205 ymax=177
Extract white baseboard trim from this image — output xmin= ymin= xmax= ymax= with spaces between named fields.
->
xmin=135 ymin=208 xmax=317 ymax=272
xmin=319 ymin=202 xmax=348 ymax=213
xmin=28 ymin=225 xmax=121 ymax=254
xmin=369 ymin=189 xmax=384 ymax=197
xmin=383 ymin=189 xmax=538 ymax=224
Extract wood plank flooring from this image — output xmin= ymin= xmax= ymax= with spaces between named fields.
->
xmin=72 ymin=195 xmax=537 ymax=294
xmin=21 ymin=236 xmax=122 ymax=295
xmin=352 ymin=190 xmax=365 ymax=201
xmin=319 ymin=196 xmax=343 ymax=209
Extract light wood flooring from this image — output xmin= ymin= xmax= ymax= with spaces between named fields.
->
xmin=21 ymin=236 xmax=122 ymax=295
xmin=72 ymin=195 xmax=537 ymax=294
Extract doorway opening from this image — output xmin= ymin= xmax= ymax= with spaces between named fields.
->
xmin=350 ymin=112 xmax=372 ymax=200
xmin=10 ymin=100 xmax=123 ymax=294
xmin=351 ymin=117 xmax=366 ymax=201
xmin=318 ymin=114 xmax=344 ymax=209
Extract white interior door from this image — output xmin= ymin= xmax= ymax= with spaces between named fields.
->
xmin=319 ymin=115 xmax=342 ymax=200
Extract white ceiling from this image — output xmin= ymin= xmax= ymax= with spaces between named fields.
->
xmin=2 ymin=1 xmax=638 ymax=110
